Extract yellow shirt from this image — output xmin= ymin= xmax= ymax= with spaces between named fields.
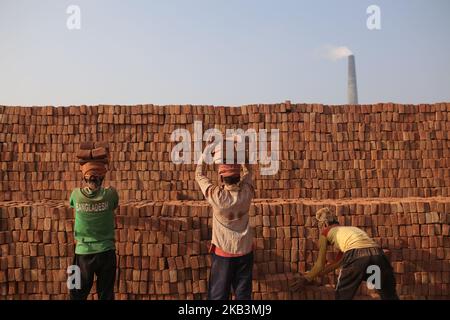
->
xmin=323 ymin=225 xmax=379 ymax=253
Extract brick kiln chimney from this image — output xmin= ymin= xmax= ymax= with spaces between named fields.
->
xmin=347 ymin=54 xmax=358 ymax=105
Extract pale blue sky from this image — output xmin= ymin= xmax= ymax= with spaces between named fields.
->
xmin=0 ymin=0 xmax=449 ymax=106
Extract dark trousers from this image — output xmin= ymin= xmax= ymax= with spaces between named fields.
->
xmin=335 ymin=247 xmax=399 ymax=300
xmin=69 ymin=249 xmax=116 ymax=300
xmin=208 ymin=252 xmax=253 ymax=300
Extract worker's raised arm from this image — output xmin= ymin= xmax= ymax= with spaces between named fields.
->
xmin=240 ymin=163 xmax=254 ymax=190
xmin=305 ymin=235 xmax=328 ymax=281
xmin=241 ymin=162 xmax=251 ymax=178
xmin=195 ymin=153 xmax=213 ymax=198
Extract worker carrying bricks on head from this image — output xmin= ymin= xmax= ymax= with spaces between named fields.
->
xmin=195 ymin=151 xmax=255 ymax=300
xmin=69 ymin=142 xmax=119 ymax=300
xmin=291 ymin=207 xmax=399 ymax=300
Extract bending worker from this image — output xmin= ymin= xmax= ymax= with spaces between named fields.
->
xmin=291 ymin=207 xmax=399 ymax=300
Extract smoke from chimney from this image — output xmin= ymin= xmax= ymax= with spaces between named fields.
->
xmin=324 ymin=46 xmax=353 ymax=61
xmin=347 ymin=54 xmax=358 ymax=105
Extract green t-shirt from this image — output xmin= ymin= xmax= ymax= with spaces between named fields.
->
xmin=70 ymin=187 xmax=119 ymax=255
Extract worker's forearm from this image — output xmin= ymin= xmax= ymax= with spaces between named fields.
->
xmin=195 ymin=155 xmax=205 ymax=179
xmin=305 ymin=235 xmax=329 ymax=281
xmin=306 ymin=263 xmax=325 ymax=280
xmin=195 ymin=163 xmax=203 ymax=173
xmin=318 ymin=262 xmax=341 ymax=277
xmin=240 ymin=163 xmax=254 ymax=185
xmin=241 ymin=163 xmax=250 ymax=176
xmin=195 ymin=165 xmax=201 ymax=179
xmin=318 ymin=265 xmax=335 ymax=276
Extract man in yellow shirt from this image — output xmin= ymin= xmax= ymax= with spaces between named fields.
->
xmin=291 ymin=207 xmax=399 ymax=300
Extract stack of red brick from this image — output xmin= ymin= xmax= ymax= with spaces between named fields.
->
xmin=76 ymin=142 xmax=109 ymax=165
xmin=0 ymin=103 xmax=449 ymax=202
xmin=1 ymin=103 xmax=449 ymax=300
xmin=1 ymin=198 xmax=449 ymax=300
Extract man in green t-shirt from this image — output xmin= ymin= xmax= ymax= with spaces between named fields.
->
xmin=69 ymin=160 xmax=119 ymax=300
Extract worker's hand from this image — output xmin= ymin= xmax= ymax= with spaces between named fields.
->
xmin=304 ymin=271 xmax=313 ymax=282
xmin=196 ymin=151 xmax=206 ymax=165
xmin=290 ymin=274 xmax=315 ymax=292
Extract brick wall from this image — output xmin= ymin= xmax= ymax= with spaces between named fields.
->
xmin=0 ymin=103 xmax=449 ymax=300
xmin=1 ymin=103 xmax=449 ymax=202
xmin=1 ymin=199 xmax=449 ymax=299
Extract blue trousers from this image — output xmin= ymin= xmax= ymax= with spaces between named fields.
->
xmin=208 ymin=251 xmax=253 ymax=300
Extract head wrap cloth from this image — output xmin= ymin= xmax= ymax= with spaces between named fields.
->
xmin=81 ymin=162 xmax=107 ymax=177
xmin=218 ymin=164 xmax=241 ymax=178
xmin=315 ymin=207 xmax=337 ymax=224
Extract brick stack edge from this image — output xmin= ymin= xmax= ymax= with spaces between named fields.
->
xmin=0 ymin=103 xmax=449 ymax=300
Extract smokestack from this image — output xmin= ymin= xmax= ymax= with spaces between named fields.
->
xmin=347 ymin=54 xmax=358 ymax=104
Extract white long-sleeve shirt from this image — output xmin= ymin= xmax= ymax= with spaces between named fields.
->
xmin=195 ymin=163 xmax=255 ymax=255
